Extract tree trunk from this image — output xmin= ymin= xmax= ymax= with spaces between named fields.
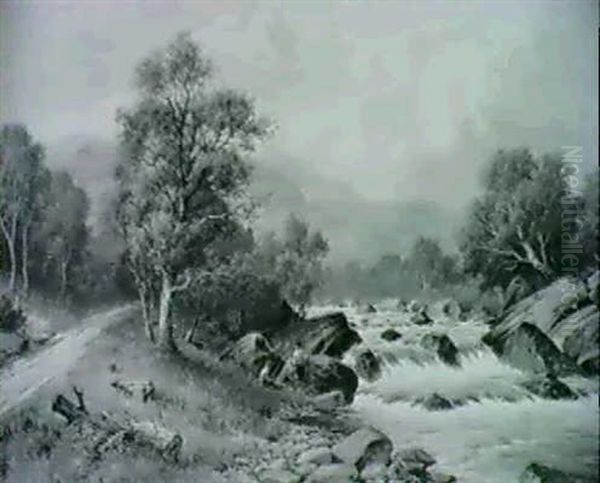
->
xmin=157 ymin=272 xmax=176 ymax=351
xmin=1 ymin=216 xmax=19 ymax=293
xmin=21 ymin=224 xmax=29 ymax=296
xmin=60 ymin=259 xmax=69 ymax=303
xmin=139 ymin=284 xmax=156 ymax=343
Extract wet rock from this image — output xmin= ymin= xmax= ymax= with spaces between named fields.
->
xmin=312 ymin=391 xmax=346 ymax=411
xmin=298 ymin=447 xmax=338 ymax=466
xmin=430 ymin=472 xmax=458 ymax=483
xmin=381 ymin=329 xmax=402 ymax=342
xmin=561 ymin=305 xmax=599 ymax=376
xmin=420 ymin=333 xmax=460 ymax=366
xmin=407 ymin=300 xmax=422 ymax=312
xmin=496 ymin=323 xmax=581 ymax=376
xmin=361 ymin=304 xmax=377 ymax=314
xmin=223 ymin=332 xmax=284 ymax=380
xmin=270 ymin=312 xmax=361 ymax=361
xmin=397 ymin=447 xmax=436 ymax=475
xmin=260 ymin=469 xmax=300 ymax=483
xmin=437 ymin=298 xmax=462 ymax=320
xmin=305 ymin=464 xmax=358 ymax=483
xmin=332 ymin=427 xmax=393 ymax=472
xmin=413 ymin=393 xmax=455 ymax=411
xmin=411 ymin=309 xmax=433 ymax=326
xmin=354 ymin=349 xmax=382 ymax=381
xmin=518 ymin=462 xmax=592 ymax=482
xmin=278 ymin=355 xmax=358 ymax=403
xmin=521 ymin=374 xmax=577 ymax=400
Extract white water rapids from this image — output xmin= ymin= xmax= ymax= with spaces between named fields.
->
xmin=308 ymin=303 xmax=599 ymax=482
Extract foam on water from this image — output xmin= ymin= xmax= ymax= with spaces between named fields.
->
xmin=310 ymin=304 xmax=600 ymax=482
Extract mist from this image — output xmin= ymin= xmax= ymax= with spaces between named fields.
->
xmin=1 ymin=0 xmax=597 ymax=263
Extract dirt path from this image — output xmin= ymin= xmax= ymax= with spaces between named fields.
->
xmin=0 ymin=304 xmax=136 ymax=418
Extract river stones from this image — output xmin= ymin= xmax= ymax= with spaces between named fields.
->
xmin=354 ymin=348 xmax=382 ymax=381
xmin=332 ymin=427 xmax=393 ymax=472
xmin=381 ymin=329 xmax=402 ymax=342
xmin=420 ymin=333 xmax=460 ymax=366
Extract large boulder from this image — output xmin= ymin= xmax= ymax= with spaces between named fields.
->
xmin=332 ymin=427 xmax=393 ymax=473
xmin=223 ymin=332 xmax=284 ymax=380
xmin=420 ymin=333 xmax=460 ymax=366
xmin=278 ymin=355 xmax=359 ymax=403
xmin=269 ymin=312 xmax=361 ymax=360
xmin=521 ymin=374 xmax=577 ymax=400
xmin=518 ymin=462 xmax=594 ymax=483
xmin=483 ymin=274 xmax=598 ymax=375
xmin=485 ymin=322 xmax=581 ymax=376
xmin=354 ymin=348 xmax=382 ymax=381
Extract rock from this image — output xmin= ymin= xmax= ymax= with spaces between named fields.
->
xmin=381 ymin=329 xmax=402 ymax=342
xmin=361 ymin=304 xmax=377 ymax=314
xmin=278 ymin=355 xmax=359 ymax=403
xmin=587 ymin=271 xmax=599 ymax=305
xmin=521 ymin=374 xmax=577 ymax=400
xmin=332 ymin=427 xmax=393 ymax=472
xmin=260 ymin=469 xmax=300 ymax=483
xmin=270 ymin=312 xmax=361 ymax=361
xmin=413 ymin=393 xmax=455 ymax=411
xmin=438 ymin=298 xmax=462 ymax=320
xmin=490 ymin=323 xmax=581 ymax=376
xmin=397 ymin=299 xmax=408 ymax=311
xmin=407 ymin=300 xmax=422 ymax=313
xmin=411 ymin=309 xmax=433 ymax=326
xmin=561 ymin=305 xmax=599 ymax=375
xmin=297 ymin=447 xmax=338 ymax=466
xmin=305 ymin=464 xmax=357 ymax=483
xmin=484 ymin=274 xmax=598 ymax=375
xmin=224 ymin=332 xmax=284 ymax=379
xmin=518 ymin=462 xmax=593 ymax=482
xmin=430 ymin=472 xmax=458 ymax=483
xmin=354 ymin=349 xmax=382 ymax=381
xmin=397 ymin=447 xmax=436 ymax=474
xmin=312 ymin=391 xmax=346 ymax=411
xmin=420 ymin=333 xmax=460 ymax=366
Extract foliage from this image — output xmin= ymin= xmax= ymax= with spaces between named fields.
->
xmin=460 ymin=148 xmax=595 ymax=289
xmin=0 ymin=294 xmax=26 ymax=333
xmin=257 ymin=214 xmax=329 ymax=313
xmin=115 ymin=32 xmax=270 ymax=349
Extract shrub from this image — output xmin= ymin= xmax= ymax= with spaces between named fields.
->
xmin=0 ymin=295 xmax=26 ymax=333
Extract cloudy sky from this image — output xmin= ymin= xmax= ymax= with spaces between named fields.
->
xmin=1 ymin=0 xmax=598 ymax=259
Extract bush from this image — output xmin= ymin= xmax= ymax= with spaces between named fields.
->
xmin=0 ymin=295 xmax=26 ymax=333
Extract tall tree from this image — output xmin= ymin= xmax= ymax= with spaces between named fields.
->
xmin=35 ymin=171 xmax=89 ymax=301
xmin=460 ymin=148 xmax=590 ymax=288
xmin=258 ymin=214 xmax=329 ymax=314
xmin=115 ymin=32 xmax=269 ymax=350
xmin=0 ymin=125 xmax=47 ymax=295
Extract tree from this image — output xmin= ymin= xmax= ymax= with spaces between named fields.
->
xmin=0 ymin=124 xmax=48 ymax=295
xmin=115 ymin=32 xmax=270 ymax=350
xmin=460 ymin=148 xmax=590 ymax=289
xmin=258 ymin=214 xmax=329 ymax=314
xmin=406 ymin=236 xmax=458 ymax=291
xmin=34 ymin=171 xmax=90 ymax=302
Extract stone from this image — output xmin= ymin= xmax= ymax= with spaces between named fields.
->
xmin=278 ymin=355 xmax=359 ymax=404
xmin=270 ymin=312 xmax=361 ymax=361
xmin=411 ymin=309 xmax=433 ymax=326
xmin=312 ymin=391 xmax=346 ymax=411
xmin=397 ymin=447 xmax=436 ymax=474
xmin=381 ymin=329 xmax=402 ymax=342
xmin=224 ymin=332 xmax=284 ymax=380
xmin=521 ymin=374 xmax=577 ymax=400
xmin=413 ymin=393 xmax=455 ymax=411
xmin=420 ymin=333 xmax=460 ymax=366
xmin=297 ymin=447 xmax=338 ymax=466
xmin=354 ymin=349 xmax=382 ymax=381
xmin=332 ymin=427 xmax=393 ymax=472
xmin=518 ymin=462 xmax=593 ymax=482
xmin=260 ymin=469 xmax=300 ymax=483
xmin=305 ymin=464 xmax=358 ymax=483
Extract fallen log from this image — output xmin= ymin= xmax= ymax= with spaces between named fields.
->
xmin=51 ymin=388 xmax=182 ymax=463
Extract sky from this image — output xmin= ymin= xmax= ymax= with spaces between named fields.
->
xmin=0 ymin=0 xmax=598 ymax=260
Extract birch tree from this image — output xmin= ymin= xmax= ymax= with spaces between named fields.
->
xmin=0 ymin=125 xmax=47 ymax=295
xmin=115 ymin=32 xmax=270 ymax=350
xmin=460 ymin=149 xmax=586 ymax=288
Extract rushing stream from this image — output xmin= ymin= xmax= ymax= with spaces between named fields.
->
xmin=309 ymin=304 xmax=599 ymax=482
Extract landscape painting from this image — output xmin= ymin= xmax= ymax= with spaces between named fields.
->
xmin=0 ymin=1 xmax=598 ymax=482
